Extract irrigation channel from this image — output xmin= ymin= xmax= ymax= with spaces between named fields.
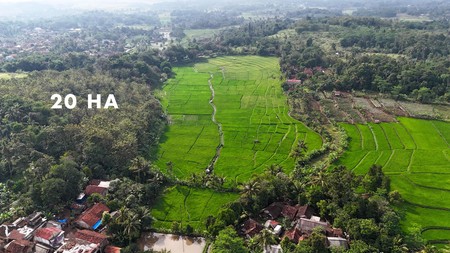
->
xmin=207 ymin=73 xmax=224 ymax=172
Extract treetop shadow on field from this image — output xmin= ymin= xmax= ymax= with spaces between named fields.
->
xmin=171 ymin=58 xmax=208 ymax=68
xmin=148 ymin=125 xmax=170 ymax=161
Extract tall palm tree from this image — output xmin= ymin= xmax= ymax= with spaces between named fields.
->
xmin=0 ymin=140 xmax=13 ymax=178
xmin=123 ymin=210 xmax=141 ymax=244
xmin=135 ymin=206 xmax=152 ymax=230
xmin=311 ymin=169 xmax=327 ymax=188
xmin=241 ymin=180 xmax=261 ymax=199
xmin=267 ymin=164 xmax=283 ymax=176
xmin=115 ymin=206 xmax=128 ymax=224
xmin=419 ymin=245 xmax=438 ymax=253
xmin=148 ymin=171 xmax=164 ymax=185
xmin=291 ymin=140 xmax=308 ymax=160
xmin=129 ymin=156 xmax=150 ymax=183
xmin=254 ymin=229 xmax=276 ymax=252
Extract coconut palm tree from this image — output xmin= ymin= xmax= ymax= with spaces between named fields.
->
xmin=267 ymin=164 xmax=283 ymax=176
xmin=123 ymin=210 xmax=141 ymax=244
xmin=419 ymin=245 xmax=438 ymax=253
xmin=290 ymin=140 xmax=308 ymax=160
xmin=310 ymin=169 xmax=327 ymax=188
xmin=241 ymin=180 xmax=261 ymax=199
xmin=254 ymin=229 xmax=276 ymax=252
xmin=129 ymin=156 xmax=150 ymax=183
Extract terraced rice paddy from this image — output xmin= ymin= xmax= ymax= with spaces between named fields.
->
xmin=155 ymin=56 xmax=322 ymax=183
xmin=337 ymin=118 xmax=450 ymax=245
xmin=152 ymin=56 xmax=322 ymax=231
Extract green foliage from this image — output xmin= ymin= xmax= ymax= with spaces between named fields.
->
xmin=0 ymin=69 xmax=166 ymax=180
xmin=302 ymin=227 xmax=328 ymax=253
xmin=278 ymin=17 xmax=450 ymax=103
xmin=40 ymin=178 xmax=66 ymax=211
xmin=211 ymin=226 xmax=248 ymax=253
xmin=108 ymin=206 xmax=151 ymax=246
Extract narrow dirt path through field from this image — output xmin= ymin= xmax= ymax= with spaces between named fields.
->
xmin=207 ymin=73 xmax=224 ymax=171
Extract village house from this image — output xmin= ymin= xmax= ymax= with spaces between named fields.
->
xmin=262 ymin=202 xmax=284 ymax=220
xmin=259 ymin=202 xmax=348 ymax=249
xmin=0 ymin=213 xmax=46 ymax=253
xmin=0 ymin=181 xmax=121 ymax=253
xmin=296 ymin=216 xmax=330 ymax=234
xmin=262 ymin=203 xmax=315 ymax=221
xmin=264 ymin=220 xmax=283 ymax=236
xmin=74 ymin=230 xmax=108 ymax=249
xmin=7 ymin=228 xmax=33 ymax=242
xmin=74 ymin=203 xmax=110 ymax=230
xmin=104 ymin=246 xmax=121 ymax=253
xmin=4 ymin=240 xmax=33 ymax=253
xmin=283 ymin=228 xmax=304 ymax=244
xmin=241 ymin=219 xmax=263 ymax=238
xmin=327 ymin=237 xmax=349 ymax=249
xmin=55 ymin=237 xmax=101 ymax=253
xmin=79 ymin=180 xmax=112 ymax=200
xmin=34 ymin=227 xmax=64 ymax=249
xmin=84 ymin=185 xmax=108 ymax=197
xmin=263 ymin=244 xmax=283 ymax=253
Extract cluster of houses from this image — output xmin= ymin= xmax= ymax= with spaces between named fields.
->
xmin=241 ymin=202 xmax=348 ymax=252
xmin=0 ymin=27 xmax=54 ymax=61
xmin=0 ymin=24 xmax=173 ymax=64
xmin=0 ymin=180 xmax=121 ymax=253
xmin=284 ymin=66 xmax=329 ymax=93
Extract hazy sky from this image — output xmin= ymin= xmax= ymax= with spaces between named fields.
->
xmin=0 ymin=0 xmax=171 ymax=12
xmin=0 ymin=0 xmax=164 ymax=3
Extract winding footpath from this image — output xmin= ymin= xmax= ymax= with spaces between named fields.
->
xmin=207 ymin=73 xmax=224 ymax=171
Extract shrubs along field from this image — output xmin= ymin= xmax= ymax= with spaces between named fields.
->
xmin=336 ymin=118 xmax=450 ymax=244
xmin=155 ymin=56 xmax=322 ymax=183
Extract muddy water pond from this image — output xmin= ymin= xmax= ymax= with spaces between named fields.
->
xmin=138 ymin=232 xmax=206 ymax=253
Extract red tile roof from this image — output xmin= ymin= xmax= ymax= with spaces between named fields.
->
xmin=76 ymin=203 xmax=110 ymax=228
xmin=105 ymin=246 xmax=122 ymax=253
xmin=269 ymin=220 xmax=279 ymax=227
xmin=8 ymin=230 xmax=25 ymax=241
xmin=284 ymin=228 xmax=303 ymax=244
xmin=286 ymin=79 xmax=302 ymax=84
xmin=89 ymin=179 xmax=101 ymax=186
xmin=242 ymin=219 xmax=263 ymax=237
xmin=262 ymin=202 xmax=284 ymax=219
xmin=264 ymin=203 xmax=314 ymax=220
xmin=282 ymin=205 xmax=298 ymax=220
xmin=35 ymin=227 xmax=63 ymax=240
xmin=74 ymin=230 xmax=108 ymax=245
xmin=5 ymin=239 xmax=32 ymax=253
xmin=298 ymin=218 xmax=329 ymax=233
xmin=326 ymin=228 xmax=344 ymax=238
xmin=295 ymin=205 xmax=315 ymax=219
xmin=84 ymin=185 xmax=107 ymax=196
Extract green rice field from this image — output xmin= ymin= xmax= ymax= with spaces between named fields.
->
xmin=336 ymin=118 xmax=450 ymax=244
xmin=152 ymin=56 xmax=322 ymax=231
xmin=152 ymin=185 xmax=238 ymax=231
xmin=155 ymin=56 xmax=322 ymax=183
